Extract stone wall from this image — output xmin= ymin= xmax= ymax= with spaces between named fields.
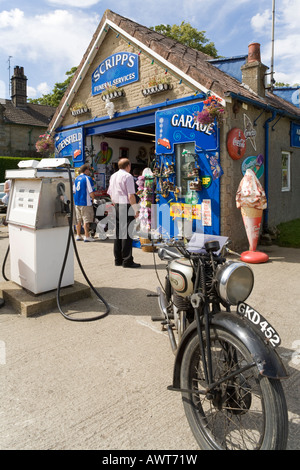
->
xmin=220 ymin=98 xmax=300 ymax=251
xmin=0 ymin=122 xmax=46 ymax=157
xmin=60 ymin=31 xmax=194 ymax=128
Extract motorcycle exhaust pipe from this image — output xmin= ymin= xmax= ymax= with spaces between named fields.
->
xmin=156 ymin=286 xmax=168 ymax=318
xmin=156 ymin=287 xmax=177 ymax=353
xmin=166 ymin=324 xmax=177 ymax=353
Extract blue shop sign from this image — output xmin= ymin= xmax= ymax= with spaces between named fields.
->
xmin=155 ymin=102 xmax=221 ymax=237
xmin=290 ymin=122 xmax=300 ymax=148
xmin=92 ymin=52 xmax=139 ymax=96
xmin=155 ymin=102 xmax=219 ymax=154
xmin=55 ymin=128 xmax=84 ymax=166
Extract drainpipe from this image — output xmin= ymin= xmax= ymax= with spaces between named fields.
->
xmin=28 ymin=128 xmax=33 ymax=152
xmin=263 ymin=111 xmax=277 ymax=231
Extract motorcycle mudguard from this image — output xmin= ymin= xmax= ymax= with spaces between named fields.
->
xmin=171 ymin=311 xmax=288 ymax=389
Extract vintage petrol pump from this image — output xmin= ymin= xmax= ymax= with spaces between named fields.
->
xmin=5 ymin=159 xmax=74 ymax=295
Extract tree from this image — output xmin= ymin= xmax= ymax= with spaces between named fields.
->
xmin=150 ymin=22 xmax=218 ymax=58
xmin=28 ymin=67 xmax=77 ymax=107
xmin=275 ymin=82 xmax=300 ymax=88
xmin=29 ymin=21 xmax=218 ymax=107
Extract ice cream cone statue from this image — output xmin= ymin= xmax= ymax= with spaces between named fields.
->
xmin=241 ymin=206 xmax=262 ymax=251
xmin=236 ymin=169 xmax=269 ymax=263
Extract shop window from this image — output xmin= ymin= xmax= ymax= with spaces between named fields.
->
xmin=175 ymin=143 xmax=196 ymax=196
xmin=281 ymin=151 xmax=291 ymax=191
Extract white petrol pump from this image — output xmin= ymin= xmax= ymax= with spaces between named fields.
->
xmin=5 ymin=159 xmax=74 ymax=295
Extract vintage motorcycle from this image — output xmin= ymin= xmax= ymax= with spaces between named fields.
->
xmin=147 ymin=233 xmax=288 ymax=450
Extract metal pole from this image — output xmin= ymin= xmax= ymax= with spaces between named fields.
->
xmin=270 ymin=0 xmax=275 ymax=91
xmin=7 ymin=56 xmax=12 ymax=97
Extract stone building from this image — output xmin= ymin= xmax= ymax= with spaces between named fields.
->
xmin=0 ymin=66 xmax=55 ymax=158
xmin=48 ymin=10 xmax=300 ymax=250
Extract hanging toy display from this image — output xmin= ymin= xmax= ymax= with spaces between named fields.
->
xmin=138 ymin=168 xmax=155 ymax=234
xmin=154 ymin=155 xmax=178 ymax=200
xmin=181 ymin=150 xmax=203 ymax=194
xmin=185 ymin=190 xmax=199 ymax=205
xmin=161 ymin=180 xmax=170 ymax=198
xmin=189 ymin=180 xmax=202 ymax=191
xmin=162 ymin=162 xmax=175 ymax=177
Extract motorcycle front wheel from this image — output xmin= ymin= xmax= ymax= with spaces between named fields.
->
xmin=180 ymin=327 xmax=288 ymax=450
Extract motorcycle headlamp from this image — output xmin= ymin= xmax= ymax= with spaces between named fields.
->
xmin=216 ymin=261 xmax=254 ymax=305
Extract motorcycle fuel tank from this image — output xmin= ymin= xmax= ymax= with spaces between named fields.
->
xmin=169 ymin=258 xmax=194 ymax=297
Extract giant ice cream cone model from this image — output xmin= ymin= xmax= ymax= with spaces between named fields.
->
xmin=241 ymin=206 xmax=262 ymax=251
xmin=236 ymin=169 xmax=269 ymax=263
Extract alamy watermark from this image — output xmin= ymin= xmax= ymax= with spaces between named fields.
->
xmin=94 ymin=202 xmax=196 ymax=240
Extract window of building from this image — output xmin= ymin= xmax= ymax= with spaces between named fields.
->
xmin=281 ymin=151 xmax=291 ymax=191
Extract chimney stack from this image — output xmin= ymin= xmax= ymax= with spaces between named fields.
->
xmin=241 ymin=43 xmax=268 ymax=97
xmin=11 ymin=66 xmax=27 ymax=107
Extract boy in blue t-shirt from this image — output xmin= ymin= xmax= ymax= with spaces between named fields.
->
xmin=74 ymin=164 xmax=96 ymax=242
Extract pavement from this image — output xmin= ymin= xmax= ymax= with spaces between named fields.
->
xmin=0 ymin=223 xmax=299 ymax=450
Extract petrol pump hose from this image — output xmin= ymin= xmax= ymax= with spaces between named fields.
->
xmin=56 ymin=167 xmax=110 ymax=321
xmin=1 ymin=167 xmax=110 ymax=322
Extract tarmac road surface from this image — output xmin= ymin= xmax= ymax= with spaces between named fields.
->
xmin=0 ymin=226 xmax=299 ymax=450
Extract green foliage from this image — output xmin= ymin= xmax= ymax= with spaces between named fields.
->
xmin=0 ymin=157 xmax=42 ymax=182
xmin=276 ymin=219 xmax=300 ymax=248
xmin=150 ymin=22 xmax=218 ymax=58
xmin=28 ymin=67 xmax=77 ymax=107
xmin=275 ymin=82 xmax=300 ymax=88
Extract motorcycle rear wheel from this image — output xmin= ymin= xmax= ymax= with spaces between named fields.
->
xmin=180 ymin=327 xmax=288 ymax=450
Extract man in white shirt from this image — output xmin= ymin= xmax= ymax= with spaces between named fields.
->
xmin=108 ymin=158 xmax=140 ymax=268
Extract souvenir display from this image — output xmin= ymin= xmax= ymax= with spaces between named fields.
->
xmin=138 ymin=169 xmax=155 ymax=233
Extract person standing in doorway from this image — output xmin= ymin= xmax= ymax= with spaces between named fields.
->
xmin=74 ymin=163 xmax=96 ymax=242
xmin=107 ymin=158 xmax=141 ymax=268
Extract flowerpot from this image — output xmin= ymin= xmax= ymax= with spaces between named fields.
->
xmin=140 ymin=237 xmax=156 ymax=252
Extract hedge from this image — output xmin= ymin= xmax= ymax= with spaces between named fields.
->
xmin=0 ymin=156 xmax=42 ymax=182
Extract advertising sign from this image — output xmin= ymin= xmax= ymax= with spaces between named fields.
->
xmin=55 ymin=128 xmax=84 ymax=166
xmin=227 ymin=127 xmax=246 ymax=160
xmin=291 ymin=122 xmax=300 ymax=148
xmin=241 ymin=155 xmax=264 ymax=179
xmin=92 ymin=52 xmax=139 ymax=96
xmin=155 ymin=102 xmax=220 ymax=236
xmin=170 ymin=203 xmax=202 ymax=220
xmin=156 ymin=102 xmax=219 ymax=154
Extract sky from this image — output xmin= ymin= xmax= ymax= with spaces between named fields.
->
xmin=0 ymin=0 xmax=299 ymax=102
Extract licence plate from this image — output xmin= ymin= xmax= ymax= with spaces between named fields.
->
xmin=237 ymin=302 xmax=281 ymax=348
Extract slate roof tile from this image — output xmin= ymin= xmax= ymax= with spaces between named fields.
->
xmin=3 ymin=100 xmax=55 ymax=127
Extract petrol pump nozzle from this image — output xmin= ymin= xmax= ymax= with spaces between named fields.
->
xmin=56 ymin=182 xmax=70 ymax=214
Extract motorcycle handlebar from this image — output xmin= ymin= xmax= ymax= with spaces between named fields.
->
xmin=140 ymin=235 xmax=227 ymax=260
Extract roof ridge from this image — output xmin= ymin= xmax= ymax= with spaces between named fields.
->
xmin=49 ymin=9 xmax=300 ymax=132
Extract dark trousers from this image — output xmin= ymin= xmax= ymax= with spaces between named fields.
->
xmin=114 ymin=204 xmax=135 ymax=265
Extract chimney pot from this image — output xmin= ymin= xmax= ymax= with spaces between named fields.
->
xmin=248 ymin=42 xmax=261 ymax=63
